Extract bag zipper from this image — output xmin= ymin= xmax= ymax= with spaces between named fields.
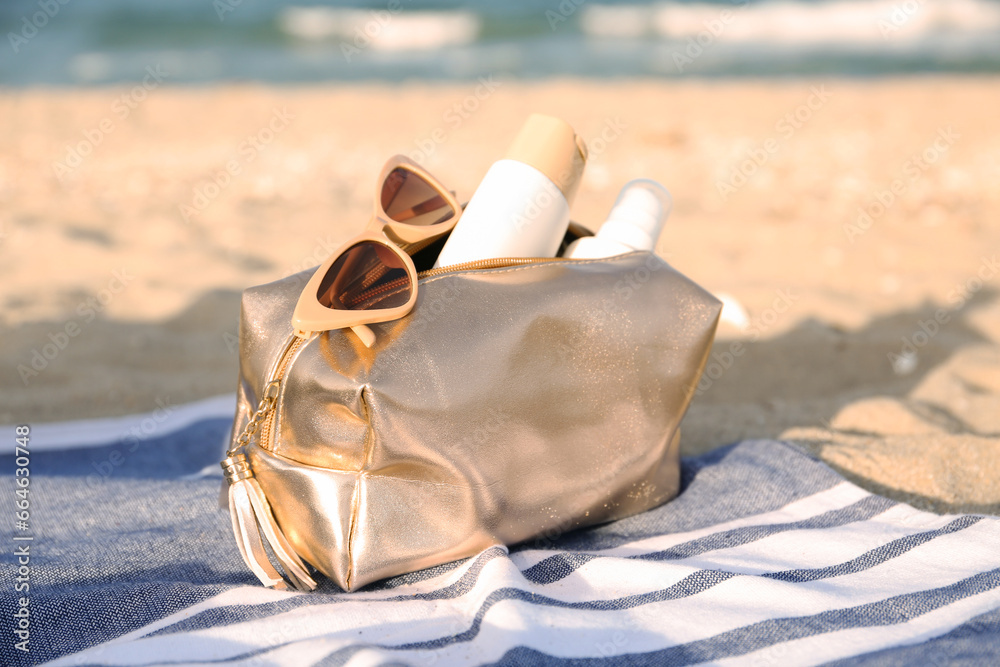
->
xmin=416 ymin=256 xmax=565 ymax=281
xmin=258 ymin=333 xmax=305 ymax=452
xmin=256 ymin=256 xmax=575 ymax=452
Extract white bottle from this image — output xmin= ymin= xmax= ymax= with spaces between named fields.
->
xmin=433 ymin=114 xmax=588 ymax=268
xmin=563 ymin=179 xmax=672 ymax=259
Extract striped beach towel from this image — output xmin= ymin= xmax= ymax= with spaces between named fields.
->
xmin=3 ymin=397 xmax=998 ymax=666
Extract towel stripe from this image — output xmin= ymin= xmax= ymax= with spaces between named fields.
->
xmin=7 ymin=393 xmax=236 ymax=451
xmin=817 ymin=602 xmax=1000 ymax=666
xmin=524 ymin=494 xmax=894 ymax=584
xmin=763 ymin=515 xmax=983 ymax=582
xmin=58 ymin=508 xmax=993 ymax=666
xmin=147 ymin=487 xmax=889 ymax=637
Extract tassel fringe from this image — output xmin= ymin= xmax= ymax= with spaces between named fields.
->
xmin=221 ymin=453 xmax=317 ymax=592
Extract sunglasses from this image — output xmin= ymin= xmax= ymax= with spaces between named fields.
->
xmin=292 ymin=155 xmax=462 ymax=347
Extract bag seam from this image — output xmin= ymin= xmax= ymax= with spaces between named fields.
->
xmin=345 ymin=475 xmax=360 ymax=591
xmin=346 ymin=385 xmax=375 ymax=590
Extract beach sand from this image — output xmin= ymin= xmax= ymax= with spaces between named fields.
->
xmin=1 ymin=77 xmax=997 ymax=514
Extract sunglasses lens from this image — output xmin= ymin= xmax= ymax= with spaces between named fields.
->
xmin=316 ymin=241 xmax=413 ymax=311
xmin=381 ymin=167 xmax=456 ymax=226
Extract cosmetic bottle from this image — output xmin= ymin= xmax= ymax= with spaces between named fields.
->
xmin=433 ymin=114 xmax=588 ymax=268
xmin=563 ymin=179 xmax=671 ymax=259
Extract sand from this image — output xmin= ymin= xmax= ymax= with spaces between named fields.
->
xmin=1 ymin=77 xmax=997 ymax=514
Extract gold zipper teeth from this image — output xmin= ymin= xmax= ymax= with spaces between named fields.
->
xmin=417 ymin=256 xmax=563 ymax=281
xmin=259 ymin=335 xmax=304 ymax=452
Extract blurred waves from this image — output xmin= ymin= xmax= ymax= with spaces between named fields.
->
xmin=2 ymin=0 xmax=1000 ymax=84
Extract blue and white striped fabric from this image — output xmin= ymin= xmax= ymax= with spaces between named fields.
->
xmin=2 ymin=399 xmax=998 ymax=667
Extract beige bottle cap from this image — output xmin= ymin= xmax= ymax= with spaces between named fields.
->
xmin=504 ymin=114 xmax=589 ymax=205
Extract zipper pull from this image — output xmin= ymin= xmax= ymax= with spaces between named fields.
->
xmin=263 ymin=380 xmax=281 ymax=400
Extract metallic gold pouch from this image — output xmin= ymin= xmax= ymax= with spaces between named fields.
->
xmin=224 ymin=251 xmax=722 ymax=591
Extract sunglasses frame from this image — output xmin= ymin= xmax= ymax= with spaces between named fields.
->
xmin=292 ymin=155 xmax=462 ymax=337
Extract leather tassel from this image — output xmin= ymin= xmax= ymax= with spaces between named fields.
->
xmin=221 ymin=453 xmax=318 ymax=592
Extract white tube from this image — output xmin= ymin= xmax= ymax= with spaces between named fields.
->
xmin=434 ymin=160 xmax=571 ymax=266
xmin=564 ymin=179 xmax=672 ymax=259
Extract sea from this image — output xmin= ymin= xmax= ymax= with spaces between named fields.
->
xmin=2 ymin=0 xmax=1000 ymax=85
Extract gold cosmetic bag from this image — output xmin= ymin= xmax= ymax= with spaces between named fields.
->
xmin=222 ymin=250 xmax=722 ymax=592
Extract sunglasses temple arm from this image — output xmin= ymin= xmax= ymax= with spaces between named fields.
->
xmin=351 ymin=324 xmax=376 ymax=348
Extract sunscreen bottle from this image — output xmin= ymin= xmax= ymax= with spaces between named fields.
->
xmin=434 ymin=114 xmax=588 ymax=268
xmin=563 ymin=179 xmax=671 ymax=259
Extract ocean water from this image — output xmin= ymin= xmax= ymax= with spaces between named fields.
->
xmin=2 ymin=0 xmax=1000 ymax=84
